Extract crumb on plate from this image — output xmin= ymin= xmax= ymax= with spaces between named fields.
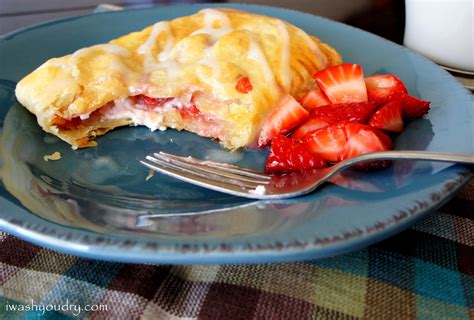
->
xmin=145 ymin=169 xmax=154 ymax=181
xmin=43 ymin=151 xmax=62 ymax=162
xmin=249 ymin=185 xmax=266 ymax=196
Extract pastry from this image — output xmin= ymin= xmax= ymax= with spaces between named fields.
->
xmin=15 ymin=8 xmax=342 ymax=149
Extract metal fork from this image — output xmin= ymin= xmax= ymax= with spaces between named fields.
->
xmin=141 ymin=151 xmax=473 ymax=199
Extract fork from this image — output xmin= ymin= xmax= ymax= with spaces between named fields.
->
xmin=141 ymin=151 xmax=474 ymax=199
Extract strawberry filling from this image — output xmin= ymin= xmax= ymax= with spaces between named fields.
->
xmin=236 ymin=76 xmax=253 ymax=94
xmin=138 ymin=95 xmax=174 ymax=108
xmin=52 ymin=94 xmax=226 ymax=141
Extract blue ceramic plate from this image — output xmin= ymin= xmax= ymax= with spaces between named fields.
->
xmin=0 ymin=4 xmax=472 ymax=264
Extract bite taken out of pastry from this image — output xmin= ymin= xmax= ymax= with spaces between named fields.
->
xmin=15 ymin=8 xmax=342 ymax=149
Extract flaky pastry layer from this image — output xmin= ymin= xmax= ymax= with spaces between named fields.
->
xmin=15 ymin=8 xmax=342 ymax=149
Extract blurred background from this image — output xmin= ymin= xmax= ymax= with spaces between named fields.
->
xmin=0 ymin=0 xmax=405 ymax=42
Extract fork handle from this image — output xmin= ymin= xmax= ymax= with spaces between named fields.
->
xmin=339 ymin=150 xmax=474 ymax=167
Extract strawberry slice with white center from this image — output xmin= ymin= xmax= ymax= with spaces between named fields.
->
xmin=304 ymin=122 xmax=392 ymax=166
xmin=304 ymin=125 xmax=347 ymax=162
xmin=365 ymin=74 xmax=407 ymax=103
xmin=344 ymin=123 xmax=392 ymax=147
xmin=258 ymin=95 xmax=309 ymax=147
xmin=299 ymin=89 xmax=330 ymax=110
xmin=342 ymin=123 xmax=393 ymax=169
xmin=291 ymin=117 xmax=330 ymax=140
xmin=365 ymin=74 xmax=430 ymax=120
xmin=369 ymin=99 xmax=404 ymax=132
xmin=313 ymin=64 xmax=368 ymax=104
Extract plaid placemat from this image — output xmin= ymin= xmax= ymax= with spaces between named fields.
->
xmin=0 ymin=179 xmax=472 ymax=319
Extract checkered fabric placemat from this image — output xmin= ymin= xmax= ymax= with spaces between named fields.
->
xmin=0 ymin=180 xmax=472 ymax=319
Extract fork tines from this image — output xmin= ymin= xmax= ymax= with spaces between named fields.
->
xmin=141 ymin=152 xmax=271 ymax=195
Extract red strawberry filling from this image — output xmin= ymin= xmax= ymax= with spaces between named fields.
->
xmin=139 ymin=95 xmax=174 ymax=108
xmin=236 ymin=76 xmax=253 ymax=94
xmin=52 ymin=93 xmax=227 ymax=142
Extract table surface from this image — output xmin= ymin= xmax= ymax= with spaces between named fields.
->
xmin=0 ymin=1 xmax=473 ymax=319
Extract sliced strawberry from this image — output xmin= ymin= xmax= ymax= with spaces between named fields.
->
xmin=369 ymin=100 xmax=403 ymax=132
xmin=299 ymin=89 xmax=330 ymax=110
xmin=365 ymin=74 xmax=429 ymax=119
xmin=399 ymin=93 xmax=430 ymax=120
xmin=304 ymin=125 xmax=347 ymax=162
xmin=313 ymin=64 xmax=368 ymax=104
xmin=291 ymin=117 xmax=330 ymax=140
xmin=265 ymin=134 xmax=327 ymax=173
xmin=365 ymin=74 xmax=430 ymax=119
xmin=365 ymin=74 xmax=407 ymax=103
xmin=311 ymin=101 xmax=378 ymax=124
xmin=179 ymin=105 xmax=201 ymax=120
xmin=291 ymin=101 xmax=377 ymax=139
xmin=236 ymin=76 xmax=253 ymax=94
xmin=344 ymin=123 xmax=393 ymax=148
xmin=341 ymin=123 xmax=392 ymax=169
xmin=141 ymin=95 xmax=174 ymax=108
xmin=258 ymin=95 xmax=309 ymax=146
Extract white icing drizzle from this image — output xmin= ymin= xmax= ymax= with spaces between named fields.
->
xmin=76 ymin=44 xmax=132 ymax=77
xmin=196 ymin=46 xmax=227 ymax=96
xmin=190 ymin=9 xmax=234 ymax=96
xmin=191 ymin=9 xmax=232 ymax=43
xmin=138 ymin=21 xmax=174 ymax=61
xmin=45 ymin=44 xmax=132 ymax=79
xmin=199 ymin=49 xmax=220 ymax=78
xmin=137 ymin=10 xmax=234 ymax=82
xmin=33 ymin=64 xmax=77 ymax=102
xmin=45 ymin=58 xmax=71 ymax=70
xmin=276 ymin=20 xmax=291 ymax=91
xmin=156 ymin=60 xmax=181 ymax=79
xmin=247 ymin=39 xmax=278 ymax=91
xmin=137 ymin=21 xmax=180 ymax=78
xmin=76 ymin=43 xmax=130 ymax=58
xmin=295 ymin=27 xmax=328 ymax=67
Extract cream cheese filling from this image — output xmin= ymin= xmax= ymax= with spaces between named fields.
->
xmin=101 ymin=97 xmax=187 ymax=131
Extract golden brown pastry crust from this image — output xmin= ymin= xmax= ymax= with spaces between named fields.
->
xmin=15 ymin=8 xmax=342 ymax=149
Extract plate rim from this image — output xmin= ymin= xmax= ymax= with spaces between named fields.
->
xmin=1 ymin=170 xmax=471 ymax=264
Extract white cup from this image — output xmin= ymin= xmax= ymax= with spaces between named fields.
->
xmin=404 ymin=0 xmax=474 ymax=72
